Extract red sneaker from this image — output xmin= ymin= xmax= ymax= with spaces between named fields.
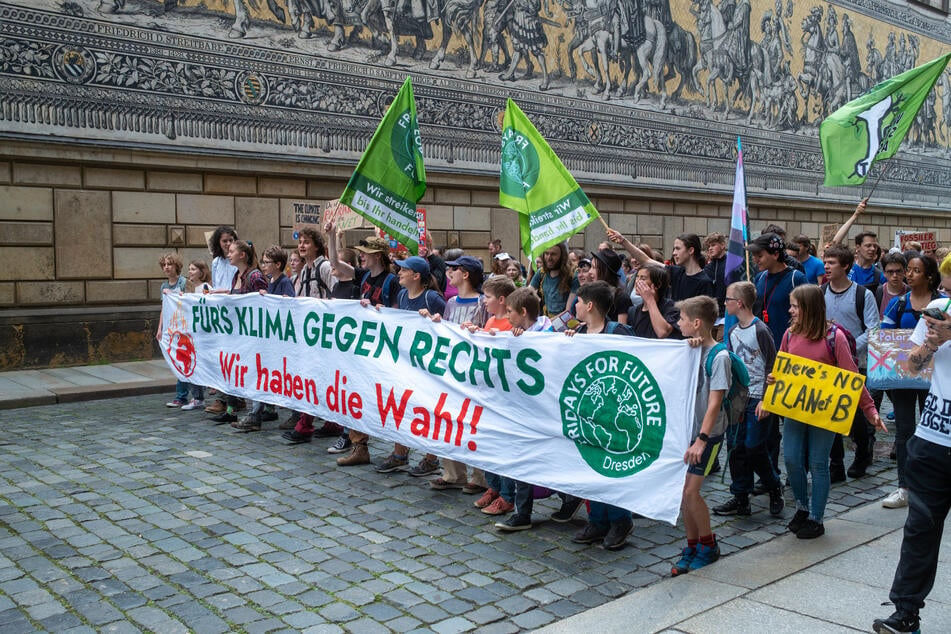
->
xmin=474 ymin=488 xmax=499 ymax=509
xmin=482 ymin=497 xmax=514 ymax=515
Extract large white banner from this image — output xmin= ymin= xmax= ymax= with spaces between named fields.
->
xmin=160 ymin=293 xmax=700 ymax=524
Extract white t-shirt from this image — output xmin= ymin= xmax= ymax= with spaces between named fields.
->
xmin=912 ymin=297 xmax=951 ymax=448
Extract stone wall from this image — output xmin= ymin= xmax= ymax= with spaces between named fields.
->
xmin=2 ymin=140 xmax=950 ymax=369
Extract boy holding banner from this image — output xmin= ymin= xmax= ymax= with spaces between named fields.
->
xmin=874 ymin=254 xmax=951 ymax=634
xmin=672 ymin=296 xmax=728 ymax=575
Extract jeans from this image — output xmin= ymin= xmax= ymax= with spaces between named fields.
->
xmin=829 ymin=408 xmax=875 ymax=466
xmin=726 ymin=399 xmax=780 ymax=497
xmin=175 ymin=380 xmax=190 ymax=402
xmin=889 ymin=435 xmax=951 ymax=615
xmin=485 ymin=472 xmax=515 ymax=503
xmin=765 ymin=414 xmax=782 ymax=475
xmin=587 ymin=502 xmax=628 ymax=528
xmin=783 ymin=418 xmax=836 ymax=523
xmin=890 ymin=389 xmax=929 ymax=487
xmin=512 ymin=481 xmax=577 ymax=520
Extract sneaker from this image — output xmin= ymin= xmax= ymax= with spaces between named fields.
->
xmin=181 ymin=399 xmax=205 ymax=411
xmin=482 ymin=497 xmax=514 ymax=515
xmin=210 ymin=411 xmax=237 ymax=424
xmin=429 ymin=478 xmax=465 ymax=490
xmin=408 ymin=458 xmax=441 ymax=477
xmin=462 ymin=482 xmax=487 ymax=495
xmin=872 ymin=610 xmax=920 ymax=634
xmin=602 ymin=518 xmax=634 ymax=551
xmin=795 ymin=519 xmax=825 ymax=539
xmin=787 ymin=509 xmax=809 ymax=534
xmin=204 ymin=399 xmax=226 ymax=414
xmin=495 ymin=514 xmax=532 ymax=531
xmin=712 ymin=496 xmax=751 ymax=516
xmin=688 ymin=541 xmax=720 ymax=570
xmin=375 ymin=454 xmax=409 ymax=473
xmin=261 ymin=408 xmax=279 ymax=422
xmin=882 ymin=487 xmax=909 ymax=509
xmin=166 ymin=399 xmax=186 ymax=408
xmin=572 ymin=522 xmax=609 ymax=544
xmin=768 ymin=487 xmax=785 ymax=516
xmin=751 ymin=480 xmax=768 ymax=496
xmin=830 ymin=462 xmax=847 ymax=484
xmin=231 ymin=417 xmax=261 ymax=432
xmin=550 ymin=497 xmax=583 ymax=523
xmin=279 ymin=413 xmax=299 ymax=431
xmin=671 ymin=546 xmax=696 ymax=576
xmin=326 ymin=436 xmax=351 ymax=454
xmin=474 ymin=489 xmax=499 ymax=509
xmin=337 ymin=443 xmax=370 ymax=466
xmin=282 ymin=430 xmax=312 ymax=444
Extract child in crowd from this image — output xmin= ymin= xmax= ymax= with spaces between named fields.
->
xmin=373 ymin=256 xmax=447 ymax=473
xmin=565 ymin=281 xmax=635 ymax=549
xmin=420 ymin=255 xmax=489 ymax=491
xmin=209 ymin=240 xmax=267 ymax=424
xmin=672 ymin=295 xmax=728 ymax=575
xmin=158 ymin=252 xmax=190 ymax=408
xmin=232 ymin=246 xmax=295 ymax=432
xmin=179 ymin=260 xmax=212 ymax=411
xmin=288 ymin=250 xmax=303 ymax=286
xmin=463 ymin=276 xmax=517 ymax=516
xmin=713 ymin=282 xmax=783 ymax=518
xmin=208 ymin=226 xmax=238 ymax=292
xmin=186 ymin=260 xmax=212 ymax=295
xmin=495 ymin=287 xmax=582 ymax=531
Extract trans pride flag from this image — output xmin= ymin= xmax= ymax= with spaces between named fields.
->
xmin=725 ymin=137 xmax=749 ymax=284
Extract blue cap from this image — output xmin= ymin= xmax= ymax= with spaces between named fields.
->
xmin=445 ymin=255 xmax=484 ymax=276
xmin=395 ymin=255 xmax=431 ymax=280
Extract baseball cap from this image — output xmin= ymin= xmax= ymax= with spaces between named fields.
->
xmin=395 ymin=256 xmax=430 ymax=280
xmin=446 ymin=255 xmax=484 ymax=277
xmin=747 ymin=233 xmax=785 ymax=254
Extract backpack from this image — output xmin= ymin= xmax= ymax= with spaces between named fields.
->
xmin=824 ymin=321 xmax=859 ymax=366
xmin=705 ymin=343 xmax=750 ymax=426
xmin=360 ymin=270 xmax=397 ymax=307
xmin=604 ymin=320 xmax=634 ymax=336
xmin=821 ymin=282 xmax=867 ymax=332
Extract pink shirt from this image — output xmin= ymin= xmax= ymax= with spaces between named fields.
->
xmin=780 ymin=327 xmax=878 ymax=422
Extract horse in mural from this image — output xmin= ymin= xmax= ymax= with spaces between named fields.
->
xmin=691 ymin=0 xmax=761 ymax=120
xmin=631 ymin=0 xmax=670 ymax=107
xmin=429 ymin=0 xmax=481 ymax=78
xmin=797 ymin=6 xmax=847 ymax=122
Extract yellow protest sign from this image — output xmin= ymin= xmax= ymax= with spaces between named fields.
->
xmin=762 ymin=352 xmax=865 ymax=434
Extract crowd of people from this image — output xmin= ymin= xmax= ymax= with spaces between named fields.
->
xmin=157 ymin=204 xmax=951 ymax=634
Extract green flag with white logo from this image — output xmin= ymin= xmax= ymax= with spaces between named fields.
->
xmin=499 ymin=99 xmax=600 ymax=259
xmin=339 ymin=77 xmax=426 ymax=254
xmin=820 ymin=52 xmax=951 ymax=187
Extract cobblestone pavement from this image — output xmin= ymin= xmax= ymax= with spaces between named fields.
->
xmin=0 ymin=395 xmax=901 ymax=633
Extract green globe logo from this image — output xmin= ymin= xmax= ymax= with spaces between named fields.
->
xmin=560 ymin=351 xmax=666 ymax=478
xmin=390 ymin=109 xmax=423 ymax=182
xmin=499 ymin=127 xmax=540 ymax=197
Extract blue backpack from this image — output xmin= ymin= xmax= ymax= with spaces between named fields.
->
xmin=704 ymin=342 xmax=751 ymax=425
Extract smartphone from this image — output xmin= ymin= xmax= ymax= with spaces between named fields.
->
xmin=923 ymin=307 xmax=948 ymax=321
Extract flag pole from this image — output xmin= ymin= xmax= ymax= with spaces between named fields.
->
xmin=863 ymin=160 xmax=890 ymax=202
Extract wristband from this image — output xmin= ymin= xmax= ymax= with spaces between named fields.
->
xmin=697 ymin=433 xmax=709 ymax=443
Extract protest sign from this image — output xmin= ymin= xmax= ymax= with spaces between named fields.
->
xmin=761 ymin=352 xmax=865 ymax=434
xmin=292 ymin=201 xmax=322 ymax=240
xmin=160 ymin=293 xmax=700 ymax=524
xmin=867 ymin=327 xmax=932 ymax=390
xmin=896 ymin=230 xmax=938 ymax=252
xmin=322 ymin=199 xmax=368 ymax=231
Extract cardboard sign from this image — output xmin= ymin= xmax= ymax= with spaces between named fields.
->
xmin=867 ymin=328 xmax=932 ymax=390
xmin=821 ymin=224 xmax=838 ymax=249
xmin=323 ymin=199 xmax=369 ymax=232
xmin=896 ymin=231 xmax=937 ymax=252
xmin=762 ymin=352 xmax=865 ymax=434
xmin=292 ymin=201 xmax=321 ymax=240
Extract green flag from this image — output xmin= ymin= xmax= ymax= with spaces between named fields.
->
xmin=820 ymin=52 xmax=951 ymax=187
xmin=339 ymin=77 xmax=426 ymax=254
xmin=498 ymin=99 xmax=600 ymax=259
